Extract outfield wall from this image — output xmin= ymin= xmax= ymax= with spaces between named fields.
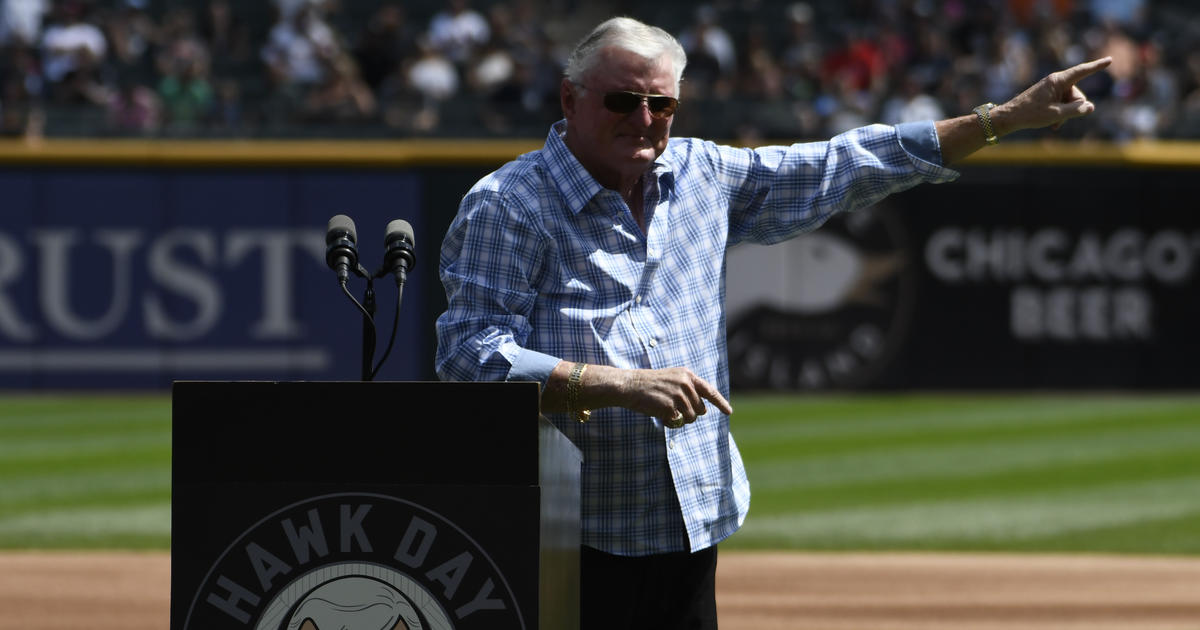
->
xmin=0 ymin=138 xmax=1197 ymax=390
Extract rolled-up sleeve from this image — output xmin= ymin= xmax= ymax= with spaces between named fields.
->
xmin=435 ymin=187 xmax=559 ymax=388
xmin=896 ymin=120 xmax=944 ymax=166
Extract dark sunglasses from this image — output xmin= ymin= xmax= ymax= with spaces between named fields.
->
xmin=600 ymin=90 xmax=680 ymax=119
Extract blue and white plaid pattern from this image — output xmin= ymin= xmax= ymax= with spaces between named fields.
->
xmin=437 ymin=120 xmax=958 ymax=555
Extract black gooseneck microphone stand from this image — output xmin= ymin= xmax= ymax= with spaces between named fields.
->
xmin=366 ymin=220 xmax=415 ymax=381
xmin=360 ymin=275 xmax=377 ymax=382
xmin=327 ymin=215 xmax=415 ymax=382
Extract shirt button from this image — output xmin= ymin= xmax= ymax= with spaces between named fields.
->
xmin=668 ymin=438 xmax=676 ymax=450
xmin=635 ymin=294 xmax=642 ymax=304
xmin=648 ymin=338 xmax=658 ymax=347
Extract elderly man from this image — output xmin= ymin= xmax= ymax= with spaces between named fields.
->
xmin=436 ymin=15 xmax=1110 ymax=630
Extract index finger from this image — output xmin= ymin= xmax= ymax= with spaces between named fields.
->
xmin=1057 ymin=56 xmax=1113 ymax=85
xmin=693 ymin=376 xmax=733 ymax=415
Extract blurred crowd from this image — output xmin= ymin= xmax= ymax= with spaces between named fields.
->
xmin=1 ymin=0 xmax=1198 ymax=142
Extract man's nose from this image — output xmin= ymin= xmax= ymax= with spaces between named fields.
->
xmin=631 ymin=98 xmax=654 ymax=124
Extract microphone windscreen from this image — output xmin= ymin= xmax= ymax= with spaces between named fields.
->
xmin=327 ymin=214 xmax=357 ymax=243
xmin=385 ymin=219 xmax=415 ymax=248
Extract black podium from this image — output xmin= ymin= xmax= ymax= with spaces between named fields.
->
xmin=170 ymin=380 xmax=581 ymax=630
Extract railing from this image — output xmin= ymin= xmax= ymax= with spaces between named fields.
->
xmin=2 ymin=138 xmax=1199 ymax=168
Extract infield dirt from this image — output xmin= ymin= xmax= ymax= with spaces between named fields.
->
xmin=2 ymin=550 xmax=1199 ymax=629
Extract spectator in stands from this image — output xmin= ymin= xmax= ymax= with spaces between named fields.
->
xmin=156 ymin=7 xmax=206 ymax=75
xmin=1106 ymin=36 xmax=1176 ymax=140
xmin=270 ymin=0 xmax=330 ymax=23
xmin=490 ymin=3 xmax=564 ymax=129
xmin=208 ymin=77 xmax=244 ymax=133
xmin=261 ymin=3 xmax=340 ymax=89
xmin=724 ymin=21 xmax=806 ymax=143
xmin=676 ymin=4 xmax=736 ymax=96
xmin=905 ymin=12 xmax=955 ymax=100
xmin=467 ymin=35 xmax=515 ymax=97
xmin=381 ymin=34 xmax=458 ymax=133
xmin=491 ymin=0 xmax=543 ymax=65
xmin=981 ymin=26 xmax=1037 ymax=108
xmin=199 ymin=0 xmax=252 ymax=76
xmin=106 ymin=73 xmax=161 ymax=134
xmin=0 ymin=0 xmax=49 ymax=48
xmin=819 ymin=24 xmax=886 ymax=97
xmin=0 ymin=42 xmax=42 ymax=138
xmin=40 ymin=1 xmax=107 ymax=103
xmin=881 ymin=69 xmax=946 ymax=126
xmin=780 ymin=1 xmax=820 ymax=81
xmin=157 ymin=32 xmax=214 ymax=134
xmin=817 ymin=64 xmax=873 ymax=135
xmin=259 ymin=1 xmax=342 ymax=126
xmin=1180 ymin=49 xmax=1200 ymax=136
xmin=776 ymin=2 xmax=825 ymax=138
xmin=1090 ymin=0 xmax=1147 ymax=28
xmin=103 ymin=0 xmax=157 ymax=82
xmin=351 ymin=3 xmax=417 ymax=93
xmin=299 ymin=52 xmax=376 ymax=125
xmin=427 ymin=0 xmax=489 ymax=67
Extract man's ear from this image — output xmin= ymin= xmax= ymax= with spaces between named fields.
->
xmin=561 ymin=78 xmax=576 ymax=119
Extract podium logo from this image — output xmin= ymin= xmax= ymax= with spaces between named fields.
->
xmin=184 ymin=493 xmax=524 ymax=629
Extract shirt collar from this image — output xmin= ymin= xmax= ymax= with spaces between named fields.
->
xmin=543 ymin=119 xmax=675 ymax=214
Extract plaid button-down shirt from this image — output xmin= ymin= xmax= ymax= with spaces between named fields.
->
xmin=436 ymin=119 xmax=958 ymax=555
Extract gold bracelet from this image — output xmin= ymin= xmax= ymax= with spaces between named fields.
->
xmin=972 ymin=102 xmax=998 ymax=145
xmin=567 ymin=362 xmax=590 ymax=423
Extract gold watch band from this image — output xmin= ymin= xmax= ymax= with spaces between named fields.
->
xmin=567 ymin=362 xmax=590 ymax=423
xmin=973 ymin=102 xmax=998 ymax=145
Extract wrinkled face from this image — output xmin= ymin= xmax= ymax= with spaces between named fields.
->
xmin=562 ymin=46 xmax=677 ymax=188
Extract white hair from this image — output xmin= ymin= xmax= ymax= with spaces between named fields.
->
xmin=564 ymin=17 xmax=688 ymax=90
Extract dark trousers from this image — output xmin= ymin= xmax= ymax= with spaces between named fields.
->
xmin=580 ymin=545 xmax=719 ymax=630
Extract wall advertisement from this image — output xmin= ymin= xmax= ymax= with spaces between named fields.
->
xmin=726 ymin=167 xmax=1200 ymax=389
xmin=0 ymin=168 xmax=428 ymax=388
xmin=3 ymin=163 xmax=1195 ymax=390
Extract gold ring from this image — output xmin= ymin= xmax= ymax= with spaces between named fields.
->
xmin=667 ymin=409 xmax=684 ymax=429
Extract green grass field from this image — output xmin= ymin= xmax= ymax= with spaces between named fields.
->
xmin=2 ymin=392 xmax=1199 ymax=554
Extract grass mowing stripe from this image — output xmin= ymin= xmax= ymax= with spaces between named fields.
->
xmin=749 ymin=449 xmax=1200 ymax=513
xmin=0 ymin=398 xmax=168 ymax=429
xmin=0 ymin=429 xmax=170 ymax=459
xmin=745 ymin=421 xmax=1200 ymax=491
xmin=730 ymin=394 xmax=1200 ymax=437
xmin=0 ymin=442 xmax=169 ymax=477
xmin=2 ymin=490 xmax=171 ymax=515
xmin=0 ymin=414 xmax=169 ymax=440
xmin=1 ymin=467 xmax=170 ymax=513
xmin=0 ymin=503 xmax=170 ymax=549
xmin=1015 ymin=511 xmax=1200 ymax=554
xmin=731 ymin=475 xmax=1200 ymax=551
xmin=734 ymin=400 xmax=1198 ymax=458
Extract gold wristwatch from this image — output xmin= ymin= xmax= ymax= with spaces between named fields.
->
xmin=973 ymin=102 xmax=998 ymax=145
xmin=567 ymin=362 xmax=590 ymax=423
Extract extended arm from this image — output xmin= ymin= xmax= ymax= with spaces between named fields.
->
xmin=541 ymin=361 xmax=733 ymax=425
xmin=936 ymin=57 xmax=1113 ymax=165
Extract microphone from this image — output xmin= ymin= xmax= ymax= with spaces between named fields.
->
xmin=325 ymin=214 xmax=359 ymax=285
xmin=380 ymin=219 xmax=416 ymax=286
